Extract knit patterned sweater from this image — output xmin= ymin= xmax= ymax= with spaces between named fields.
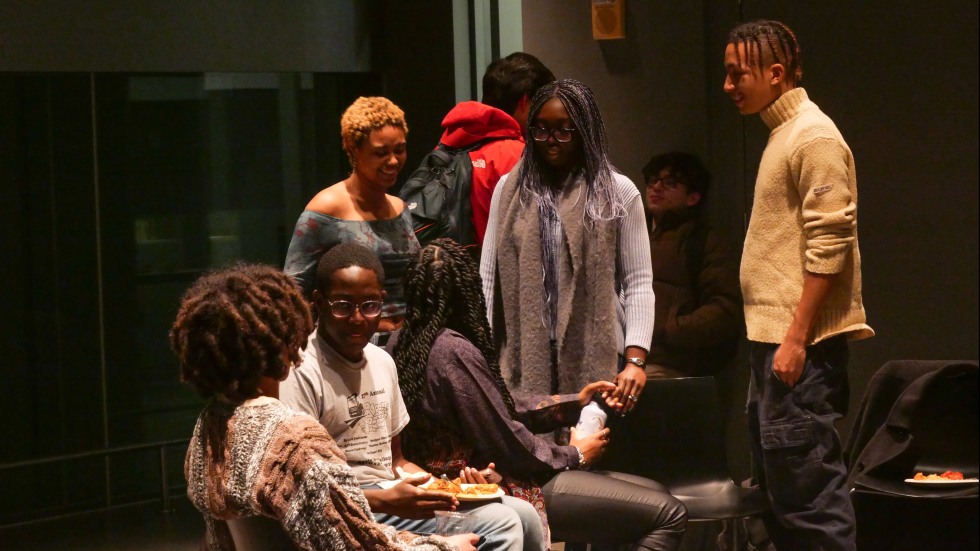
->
xmin=742 ymin=88 xmax=873 ymax=344
xmin=185 ymin=398 xmax=454 ymax=551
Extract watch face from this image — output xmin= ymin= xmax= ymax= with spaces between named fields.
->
xmin=627 ymin=357 xmax=644 ymax=367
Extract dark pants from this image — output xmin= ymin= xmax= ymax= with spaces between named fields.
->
xmin=748 ymin=337 xmax=855 ymax=551
xmin=542 ymin=470 xmax=687 ymax=551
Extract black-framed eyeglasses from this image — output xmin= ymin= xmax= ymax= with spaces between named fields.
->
xmin=326 ymin=299 xmax=383 ymax=319
xmin=530 ymin=126 xmax=576 ymax=143
xmin=647 ymin=176 xmax=684 ymax=191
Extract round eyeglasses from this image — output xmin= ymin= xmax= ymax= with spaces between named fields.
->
xmin=326 ymin=299 xmax=383 ymax=319
xmin=647 ymin=176 xmax=684 ymax=191
xmin=530 ymin=126 xmax=576 ymax=143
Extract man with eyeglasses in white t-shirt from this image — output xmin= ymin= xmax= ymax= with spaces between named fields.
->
xmin=280 ymin=242 xmax=544 ymax=550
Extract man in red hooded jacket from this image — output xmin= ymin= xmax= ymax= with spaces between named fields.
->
xmin=438 ymin=52 xmax=554 ymax=246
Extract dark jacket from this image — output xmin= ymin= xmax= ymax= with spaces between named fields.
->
xmin=647 ymin=209 xmax=743 ymax=376
xmin=438 ymin=101 xmax=524 ymax=246
xmin=844 ymin=359 xmax=979 ymax=497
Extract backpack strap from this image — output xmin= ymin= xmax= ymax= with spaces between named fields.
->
xmin=438 ymin=137 xmax=502 ymax=155
xmin=428 ymin=145 xmax=455 ymax=166
xmin=439 ymin=138 xmax=506 ymax=250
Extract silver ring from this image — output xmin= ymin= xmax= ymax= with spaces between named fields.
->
xmin=628 ymin=394 xmax=638 ymax=402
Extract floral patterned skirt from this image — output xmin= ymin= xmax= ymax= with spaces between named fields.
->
xmin=418 ymin=435 xmax=552 ymax=548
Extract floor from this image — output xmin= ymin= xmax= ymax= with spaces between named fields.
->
xmin=0 ymin=497 xmax=204 ymax=551
xmin=0 ymin=501 xmax=721 ymax=551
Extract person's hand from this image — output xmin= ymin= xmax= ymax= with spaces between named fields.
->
xmin=578 ymin=381 xmax=617 ymax=408
xmin=773 ymin=337 xmax=806 ymax=387
xmin=570 ymin=426 xmax=610 ymax=466
xmin=377 ymin=478 xmax=458 ymax=519
xmin=612 ymin=364 xmax=646 ymax=415
xmin=433 ymin=533 xmax=479 ymax=551
xmin=395 ymin=466 xmax=432 ymax=483
xmin=459 ymin=463 xmax=502 ymax=484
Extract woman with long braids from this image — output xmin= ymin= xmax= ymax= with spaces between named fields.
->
xmin=393 ymin=239 xmax=686 ymax=550
xmin=479 ymin=79 xmax=652 ymax=419
xmin=175 ymin=264 xmax=476 ymax=551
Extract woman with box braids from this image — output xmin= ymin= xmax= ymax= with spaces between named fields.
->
xmin=394 ymin=239 xmax=687 ymax=550
xmin=513 ymin=79 xmax=626 ymax=224
xmin=480 ymin=79 xmax=655 ymax=423
xmin=395 ymin=238 xmax=517 ymax=421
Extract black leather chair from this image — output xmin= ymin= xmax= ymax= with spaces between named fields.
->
xmin=845 ymin=360 xmax=979 ymax=551
xmin=598 ymin=377 xmax=768 ymax=547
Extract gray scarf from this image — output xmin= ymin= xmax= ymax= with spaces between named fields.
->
xmin=493 ymin=171 xmax=621 ymax=398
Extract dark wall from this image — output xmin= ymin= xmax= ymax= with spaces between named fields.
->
xmin=0 ymin=1 xmax=462 ymax=524
xmin=521 ymin=1 xmax=709 ymax=185
xmin=706 ymin=0 xmax=980 ymax=436
xmin=375 ymin=0 xmax=460 ymax=193
xmin=526 ymin=0 xmax=980 ymax=480
xmin=0 ymin=0 xmax=371 ymax=72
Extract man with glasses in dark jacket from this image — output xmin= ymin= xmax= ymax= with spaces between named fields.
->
xmin=641 ymin=151 xmax=743 ymax=380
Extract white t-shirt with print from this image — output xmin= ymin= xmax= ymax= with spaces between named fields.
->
xmin=279 ymin=332 xmax=410 ymax=485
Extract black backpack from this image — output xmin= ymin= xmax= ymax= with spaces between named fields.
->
xmin=399 ymin=141 xmax=488 ymax=250
xmin=685 ymin=222 xmax=742 ymax=373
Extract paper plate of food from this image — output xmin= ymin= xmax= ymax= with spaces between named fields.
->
xmin=455 ymin=484 xmax=505 ymax=501
xmin=904 ymin=471 xmax=979 ymax=487
xmin=424 ymin=478 xmax=505 ymax=501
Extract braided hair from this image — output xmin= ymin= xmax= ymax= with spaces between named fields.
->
xmin=393 ymin=239 xmax=518 ymax=435
xmin=515 ymin=78 xmax=627 ymax=223
xmin=170 ymin=264 xmax=313 ymax=402
xmin=727 ymin=20 xmax=803 ymax=83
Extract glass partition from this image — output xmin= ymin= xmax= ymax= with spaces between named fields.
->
xmin=0 ymin=71 xmax=380 ymax=524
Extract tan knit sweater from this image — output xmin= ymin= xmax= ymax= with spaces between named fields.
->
xmin=741 ymin=88 xmax=873 ymax=345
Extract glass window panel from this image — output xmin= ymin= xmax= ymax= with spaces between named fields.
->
xmin=0 ymin=71 xmax=381 ymax=524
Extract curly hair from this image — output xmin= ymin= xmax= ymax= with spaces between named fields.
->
xmin=393 ymin=239 xmax=518 ymax=451
xmin=170 ymin=263 xmax=313 ymax=402
xmin=516 ymin=78 xmax=626 ymax=223
xmin=340 ymin=96 xmax=409 ymax=169
xmin=728 ymin=20 xmax=803 ymax=83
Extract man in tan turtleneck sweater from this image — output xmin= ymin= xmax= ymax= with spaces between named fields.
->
xmin=723 ymin=20 xmax=873 ymax=551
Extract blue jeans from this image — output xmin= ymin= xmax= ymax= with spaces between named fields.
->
xmin=366 ymin=483 xmax=543 ymax=551
xmin=748 ymin=337 xmax=855 ymax=551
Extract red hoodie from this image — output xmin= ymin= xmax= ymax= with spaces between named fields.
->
xmin=439 ymin=101 xmax=525 ymax=246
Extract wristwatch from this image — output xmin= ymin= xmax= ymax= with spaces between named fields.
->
xmin=625 ymin=357 xmax=645 ymax=368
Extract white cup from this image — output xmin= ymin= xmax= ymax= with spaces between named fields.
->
xmin=434 ymin=510 xmax=474 ymax=536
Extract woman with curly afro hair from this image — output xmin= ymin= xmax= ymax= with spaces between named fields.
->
xmin=393 ymin=240 xmax=686 ymax=550
xmin=174 ymin=263 xmax=476 ymax=551
xmin=284 ymin=96 xmax=418 ymax=345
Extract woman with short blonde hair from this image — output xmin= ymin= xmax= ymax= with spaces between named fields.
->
xmin=285 ymin=96 xmax=418 ymax=344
